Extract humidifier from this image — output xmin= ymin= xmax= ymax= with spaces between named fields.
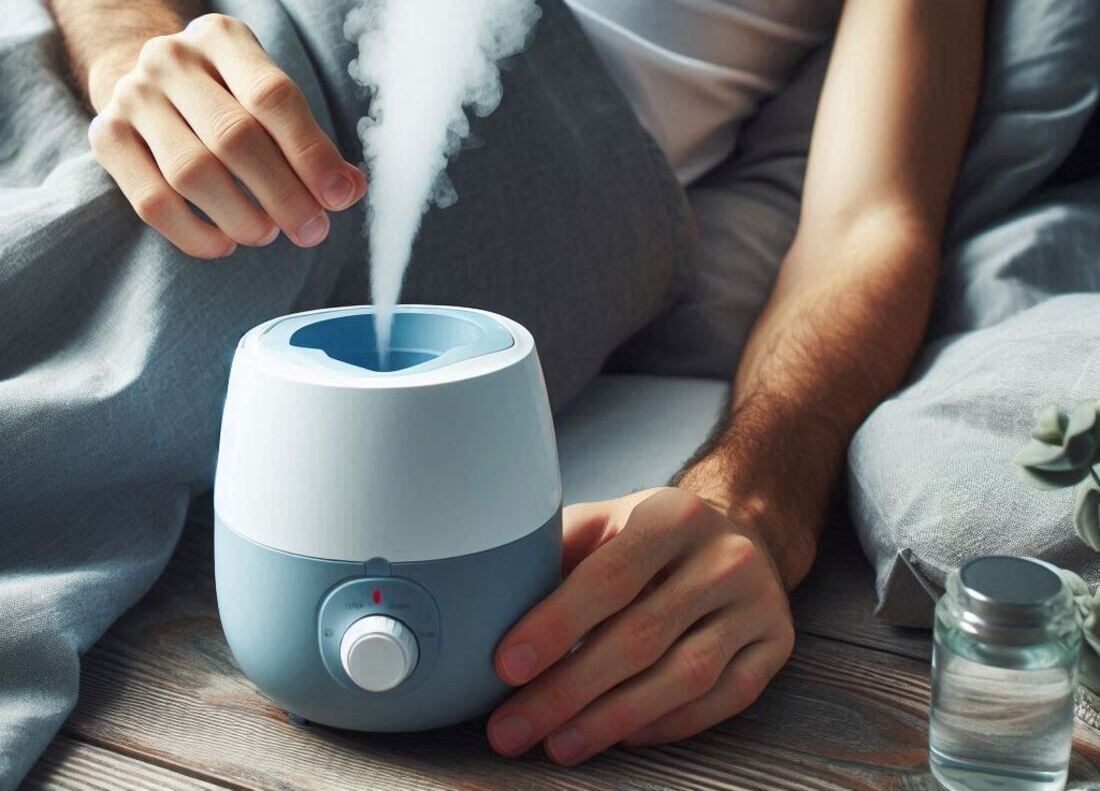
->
xmin=213 ymin=305 xmax=562 ymax=731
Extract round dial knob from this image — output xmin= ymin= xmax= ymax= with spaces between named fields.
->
xmin=339 ymin=615 xmax=419 ymax=692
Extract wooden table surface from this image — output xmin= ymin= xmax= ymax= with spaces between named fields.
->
xmin=23 ymin=510 xmax=1100 ymax=790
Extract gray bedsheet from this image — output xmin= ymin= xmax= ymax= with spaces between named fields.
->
xmin=0 ymin=0 xmax=689 ymax=786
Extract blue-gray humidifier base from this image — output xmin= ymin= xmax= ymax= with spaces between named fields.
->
xmin=214 ymin=512 xmax=561 ymax=732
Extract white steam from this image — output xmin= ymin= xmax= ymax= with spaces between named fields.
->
xmin=345 ymin=0 xmax=542 ymax=365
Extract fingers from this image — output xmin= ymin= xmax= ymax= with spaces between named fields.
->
xmin=495 ymin=489 xmax=699 ymax=688
xmin=88 ymin=15 xmax=366 ymax=257
xmin=183 ymin=15 xmax=367 ymax=212
xmin=490 ymin=566 xmax=742 ymax=760
xmin=489 ymin=487 xmax=798 ymax=764
xmin=544 ymin=609 xmax=757 ymax=765
xmin=125 ymin=89 xmax=279 ymax=247
xmin=159 ymin=74 xmax=330 ymax=247
xmin=621 ymin=637 xmax=793 ymax=749
xmin=88 ymin=116 xmax=236 ymax=260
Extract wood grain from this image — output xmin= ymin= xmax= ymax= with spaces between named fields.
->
xmin=28 ymin=508 xmax=1100 ymax=790
xmin=67 ymin=609 xmax=939 ymax=791
xmin=792 ymin=519 xmax=932 ymax=663
xmin=22 ymin=735 xmax=226 ymax=791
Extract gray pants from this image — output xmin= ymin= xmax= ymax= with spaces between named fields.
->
xmin=0 ymin=1 xmax=690 ymax=784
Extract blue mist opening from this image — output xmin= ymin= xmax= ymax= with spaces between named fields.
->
xmin=286 ymin=310 xmax=512 ymax=374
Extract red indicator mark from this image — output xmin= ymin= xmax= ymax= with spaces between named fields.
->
xmin=372 ymin=589 xmax=382 ymax=605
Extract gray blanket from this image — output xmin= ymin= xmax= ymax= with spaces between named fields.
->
xmin=0 ymin=0 xmax=689 ymax=786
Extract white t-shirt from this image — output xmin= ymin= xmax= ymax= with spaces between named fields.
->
xmin=563 ymin=0 xmax=842 ymax=184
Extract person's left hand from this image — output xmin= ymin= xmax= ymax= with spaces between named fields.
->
xmin=486 ymin=487 xmax=796 ymax=765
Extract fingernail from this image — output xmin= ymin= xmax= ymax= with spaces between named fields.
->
xmin=500 ymin=644 xmax=538 ymax=684
xmin=295 ymin=212 xmax=329 ymax=246
xmin=219 ymin=243 xmax=238 ymax=258
xmin=489 ymin=714 xmax=532 ymax=755
xmin=258 ymin=226 xmax=280 ymax=246
xmin=321 ymin=173 xmax=355 ymax=208
xmin=546 ymin=726 xmax=586 ymax=764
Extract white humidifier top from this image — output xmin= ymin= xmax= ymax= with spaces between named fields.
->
xmin=214 ymin=305 xmax=561 ymax=564
xmin=245 ymin=305 xmax=520 ymax=386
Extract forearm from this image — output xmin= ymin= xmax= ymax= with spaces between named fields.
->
xmin=679 ymin=222 xmax=938 ymax=588
xmin=48 ymin=0 xmax=201 ymax=109
xmin=678 ymin=0 xmax=983 ymax=590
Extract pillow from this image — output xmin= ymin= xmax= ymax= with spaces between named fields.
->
xmin=848 ymin=0 xmax=1100 ymax=626
xmin=945 ymin=0 xmax=1100 ymax=242
xmin=849 ymin=180 xmax=1100 ymax=627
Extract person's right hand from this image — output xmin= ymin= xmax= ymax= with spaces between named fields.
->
xmin=87 ymin=14 xmax=367 ymax=259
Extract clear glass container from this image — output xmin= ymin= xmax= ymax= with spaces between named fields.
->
xmin=930 ymin=556 xmax=1082 ymax=790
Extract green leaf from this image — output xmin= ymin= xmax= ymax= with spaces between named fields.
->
xmin=1064 ymin=403 xmax=1100 ymax=466
xmin=1067 ymin=402 xmax=1099 ymax=437
xmin=1014 ymin=463 xmax=1091 ymax=490
xmin=1031 ymin=404 xmax=1066 ymax=443
xmin=1074 ymin=478 xmax=1100 ymax=551
xmin=1014 ymin=438 xmax=1072 ymax=470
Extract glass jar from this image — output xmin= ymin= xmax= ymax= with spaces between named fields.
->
xmin=930 ymin=555 xmax=1082 ymax=791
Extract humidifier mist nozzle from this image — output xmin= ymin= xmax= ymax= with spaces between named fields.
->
xmin=257 ymin=305 xmax=515 ymax=376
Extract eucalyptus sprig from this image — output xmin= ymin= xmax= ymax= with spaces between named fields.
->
xmin=1014 ymin=402 xmax=1100 ymax=550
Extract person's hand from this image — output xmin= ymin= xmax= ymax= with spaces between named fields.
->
xmin=487 ymin=487 xmax=796 ymax=765
xmin=86 ymin=14 xmax=367 ymax=259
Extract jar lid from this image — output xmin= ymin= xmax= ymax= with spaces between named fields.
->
xmin=952 ymin=556 xmax=1073 ymax=645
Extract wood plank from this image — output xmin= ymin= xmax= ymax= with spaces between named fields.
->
xmin=791 ymin=518 xmax=932 ymax=663
xmin=35 ymin=509 xmax=1100 ymax=789
xmin=22 ymin=735 xmax=226 ymax=791
xmin=68 ymin=609 xmax=944 ymax=791
xmin=59 ymin=595 xmax=1100 ymax=791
